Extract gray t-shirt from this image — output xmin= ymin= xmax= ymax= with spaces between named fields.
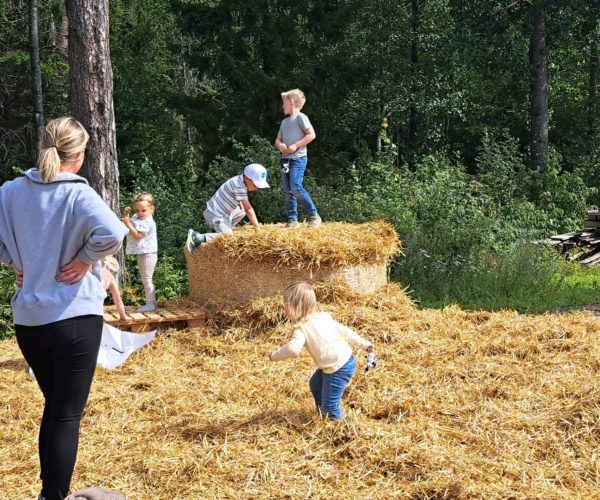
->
xmin=278 ymin=113 xmax=313 ymax=159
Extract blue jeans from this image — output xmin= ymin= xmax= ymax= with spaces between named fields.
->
xmin=309 ymin=354 xmax=356 ymax=420
xmin=280 ymin=156 xmax=318 ymax=221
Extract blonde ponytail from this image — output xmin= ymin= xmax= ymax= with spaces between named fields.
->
xmin=38 ymin=117 xmax=89 ymax=183
xmin=38 ymin=146 xmax=62 ymax=183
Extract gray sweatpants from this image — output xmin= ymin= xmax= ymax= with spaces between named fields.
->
xmin=202 ymin=207 xmax=246 ymax=242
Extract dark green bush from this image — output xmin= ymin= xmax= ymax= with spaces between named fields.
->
xmin=0 ymin=265 xmax=15 ymax=339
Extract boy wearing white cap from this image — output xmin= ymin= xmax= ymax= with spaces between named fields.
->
xmin=186 ymin=163 xmax=269 ymax=253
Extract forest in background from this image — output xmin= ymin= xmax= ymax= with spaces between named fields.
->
xmin=2 ymin=0 xmax=600 ymax=333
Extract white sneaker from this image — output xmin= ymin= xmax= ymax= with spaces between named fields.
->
xmin=307 ymin=214 xmax=322 ymax=229
xmin=136 ymin=302 xmax=156 ymax=313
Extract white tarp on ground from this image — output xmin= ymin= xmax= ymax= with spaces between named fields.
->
xmin=96 ymin=323 xmax=156 ymax=370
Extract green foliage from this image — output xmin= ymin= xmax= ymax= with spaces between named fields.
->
xmin=0 ymin=0 xmax=70 ymax=181
xmin=307 ymin=135 xmax=594 ymax=312
xmin=0 ymin=266 xmax=15 ymax=340
xmin=527 ymin=152 xmax=593 ymax=232
xmin=0 ymin=50 xmax=29 ymax=66
xmin=123 ymin=254 xmax=187 ymax=304
xmin=151 ymin=255 xmax=187 ymax=300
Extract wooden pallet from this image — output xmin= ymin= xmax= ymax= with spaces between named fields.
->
xmin=549 ymin=225 xmax=600 ymax=266
xmin=103 ymin=306 xmax=206 ymax=333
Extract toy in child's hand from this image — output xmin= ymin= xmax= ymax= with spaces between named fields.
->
xmin=365 ymin=351 xmax=377 ymax=372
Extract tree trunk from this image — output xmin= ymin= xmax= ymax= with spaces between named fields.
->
xmin=404 ymin=0 xmax=420 ymax=168
xmin=29 ymin=0 xmax=45 ymax=150
xmin=65 ymin=0 xmax=120 ymax=215
xmin=65 ymin=0 xmax=123 ymax=278
xmin=588 ymin=22 xmax=600 ymax=158
xmin=60 ymin=14 xmax=69 ymax=55
xmin=528 ymin=3 xmax=549 ymax=172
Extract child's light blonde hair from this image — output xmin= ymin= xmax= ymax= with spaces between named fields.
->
xmin=283 ymin=282 xmax=318 ymax=324
xmin=38 ymin=116 xmax=89 ymax=183
xmin=134 ymin=192 xmax=156 ymax=212
xmin=102 ymin=255 xmax=120 ymax=275
xmin=281 ymin=89 xmax=306 ymax=109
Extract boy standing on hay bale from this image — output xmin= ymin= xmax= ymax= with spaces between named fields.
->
xmin=269 ymin=283 xmax=375 ymax=420
xmin=186 ymin=163 xmax=270 ymax=253
xmin=275 ymin=89 xmax=321 ymax=229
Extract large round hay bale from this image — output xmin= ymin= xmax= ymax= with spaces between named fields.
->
xmin=184 ymin=221 xmax=401 ymax=303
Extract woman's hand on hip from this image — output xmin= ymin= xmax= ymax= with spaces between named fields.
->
xmin=11 ymin=261 xmax=23 ymax=287
xmin=56 ymin=257 xmax=92 ymax=285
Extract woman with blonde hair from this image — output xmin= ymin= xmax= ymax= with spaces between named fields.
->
xmin=0 ymin=117 xmax=128 ymax=499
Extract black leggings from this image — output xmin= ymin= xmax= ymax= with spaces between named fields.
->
xmin=16 ymin=315 xmax=103 ymax=500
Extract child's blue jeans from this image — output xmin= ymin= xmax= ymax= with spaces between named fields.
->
xmin=309 ymin=354 xmax=356 ymax=420
xmin=280 ymin=156 xmax=318 ymax=221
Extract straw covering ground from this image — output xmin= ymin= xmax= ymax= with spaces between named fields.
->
xmin=2 ymin=280 xmax=600 ymax=498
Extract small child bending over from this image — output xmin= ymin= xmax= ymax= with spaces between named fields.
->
xmin=269 ymin=282 xmax=374 ymax=420
xmin=122 ymin=192 xmax=158 ymax=312
xmin=102 ymin=256 xmax=130 ymax=321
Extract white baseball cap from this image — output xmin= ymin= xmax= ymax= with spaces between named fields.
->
xmin=244 ymin=163 xmax=270 ymax=189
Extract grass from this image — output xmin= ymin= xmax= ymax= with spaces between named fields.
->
xmin=553 ymin=264 xmax=600 ymax=308
xmin=400 ymin=248 xmax=600 ymax=314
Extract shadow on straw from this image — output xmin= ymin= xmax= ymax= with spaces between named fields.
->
xmin=177 ymin=409 xmax=315 ymax=441
xmin=0 ymin=358 xmax=27 ymax=372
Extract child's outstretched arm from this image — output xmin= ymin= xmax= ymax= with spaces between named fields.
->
xmin=108 ymin=280 xmax=130 ymax=321
xmin=240 ymin=200 xmax=261 ymax=231
xmin=269 ymin=329 xmax=306 ymax=361
xmin=121 ymin=207 xmax=146 ymax=241
xmin=337 ymin=322 xmax=374 ymax=353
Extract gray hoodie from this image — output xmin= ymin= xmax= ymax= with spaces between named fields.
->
xmin=0 ymin=169 xmax=129 ymax=326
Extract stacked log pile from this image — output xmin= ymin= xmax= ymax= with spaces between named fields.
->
xmin=548 ymin=210 xmax=600 ymax=266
